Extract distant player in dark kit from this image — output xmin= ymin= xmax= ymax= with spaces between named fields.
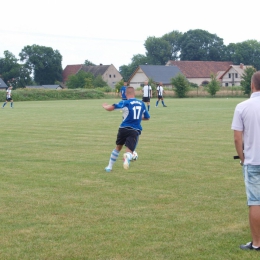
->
xmin=156 ymin=82 xmax=167 ymax=107
xmin=2 ymin=86 xmax=14 ymax=108
xmin=120 ymin=82 xmax=128 ymax=100
xmin=102 ymin=86 xmax=150 ymax=172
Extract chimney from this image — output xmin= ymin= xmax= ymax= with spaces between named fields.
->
xmin=240 ymin=63 xmax=244 ymax=69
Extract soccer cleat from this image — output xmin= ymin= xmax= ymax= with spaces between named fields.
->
xmin=104 ymin=167 xmax=112 ymax=173
xmin=240 ymin=242 xmax=260 ymax=250
xmin=163 ymin=105 xmax=167 ymax=107
xmin=123 ymin=153 xmax=130 ymax=170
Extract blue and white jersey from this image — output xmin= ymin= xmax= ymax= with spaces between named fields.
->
xmin=113 ymin=98 xmax=150 ymax=131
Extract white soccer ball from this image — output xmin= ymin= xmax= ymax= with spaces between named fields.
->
xmin=132 ymin=151 xmax=138 ymax=161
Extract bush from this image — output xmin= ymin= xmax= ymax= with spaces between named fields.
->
xmin=205 ymin=74 xmax=220 ymax=97
xmin=0 ymin=88 xmax=105 ymax=102
xmin=171 ymin=73 xmax=190 ymax=98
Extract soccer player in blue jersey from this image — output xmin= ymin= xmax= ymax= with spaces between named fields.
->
xmin=120 ymin=82 xmax=127 ymax=100
xmin=102 ymin=86 xmax=150 ymax=172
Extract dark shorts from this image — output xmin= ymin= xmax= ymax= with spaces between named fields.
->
xmin=6 ymin=98 xmax=12 ymax=102
xmin=116 ymin=127 xmax=140 ymax=152
xmin=158 ymin=95 xmax=163 ymax=99
xmin=142 ymin=97 xmax=150 ymax=102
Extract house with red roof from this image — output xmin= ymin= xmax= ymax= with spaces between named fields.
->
xmin=166 ymin=60 xmax=233 ymax=86
xmin=63 ymin=64 xmax=122 ymax=88
xmin=219 ymin=63 xmax=252 ymax=86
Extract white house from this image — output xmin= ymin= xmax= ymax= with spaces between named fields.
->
xmin=219 ymin=63 xmax=252 ymax=86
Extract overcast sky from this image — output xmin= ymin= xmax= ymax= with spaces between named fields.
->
xmin=1 ymin=0 xmax=259 ymax=70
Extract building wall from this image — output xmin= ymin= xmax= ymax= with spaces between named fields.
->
xmin=102 ymin=65 xmax=122 ymax=88
xmin=186 ymin=77 xmax=211 ymax=86
xmin=221 ymin=67 xmax=242 ymax=87
xmin=128 ymin=68 xmax=148 ymax=89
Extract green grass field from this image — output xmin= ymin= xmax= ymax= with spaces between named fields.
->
xmin=0 ymin=98 xmax=258 ymax=260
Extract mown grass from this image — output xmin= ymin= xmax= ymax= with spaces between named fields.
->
xmin=0 ymin=97 xmax=258 ymax=259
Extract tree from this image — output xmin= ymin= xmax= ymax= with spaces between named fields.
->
xmin=161 ymin=30 xmax=183 ymax=60
xmin=171 ymin=73 xmax=190 ymax=98
xmin=119 ymin=54 xmax=149 ymax=81
xmin=179 ymin=29 xmax=225 ymax=61
xmin=144 ymin=36 xmax=172 ymax=65
xmin=84 ymin=60 xmax=96 ymax=66
xmin=67 ymin=70 xmax=90 ymax=89
xmin=115 ymin=79 xmax=124 ymax=94
xmin=225 ymin=40 xmax=260 ymax=70
xmin=19 ymin=44 xmax=62 ymax=85
xmin=240 ymin=66 xmax=256 ymax=96
xmin=0 ymin=50 xmax=32 ymax=88
xmin=93 ymin=75 xmax=108 ymax=88
xmin=66 ymin=71 xmax=108 ymax=89
xmin=205 ymin=73 xmax=221 ymax=97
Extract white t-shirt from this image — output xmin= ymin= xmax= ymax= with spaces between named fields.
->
xmin=157 ymin=86 xmax=164 ymax=96
xmin=143 ymin=85 xmax=152 ymax=97
xmin=231 ymin=92 xmax=260 ymax=165
xmin=6 ymin=89 xmax=12 ymax=98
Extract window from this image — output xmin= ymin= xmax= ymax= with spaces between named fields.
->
xmin=228 ymin=74 xmax=231 ymax=78
xmin=201 ymin=81 xmax=209 ymax=86
xmin=114 ymin=75 xmax=116 ymax=78
xmin=109 ymin=75 xmax=111 ymax=78
xmin=235 ymin=73 xmax=238 ymax=78
xmin=225 ymin=83 xmax=228 ymax=87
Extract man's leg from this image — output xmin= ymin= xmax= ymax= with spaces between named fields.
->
xmin=249 ymin=205 xmax=260 ymax=247
xmin=161 ymin=98 xmax=167 ymax=107
xmin=241 ymin=165 xmax=260 ymax=250
xmin=123 ymin=147 xmax=133 ymax=170
xmin=147 ymin=102 xmax=150 ymax=111
xmin=105 ymin=145 xmax=122 ymax=172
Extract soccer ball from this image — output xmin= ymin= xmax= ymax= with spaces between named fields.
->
xmin=132 ymin=151 xmax=138 ymax=161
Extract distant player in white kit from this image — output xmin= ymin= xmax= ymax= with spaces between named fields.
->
xmin=102 ymin=86 xmax=150 ymax=172
xmin=2 ymin=86 xmax=14 ymax=108
xmin=156 ymin=82 xmax=167 ymax=107
xmin=142 ymin=80 xmax=152 ymax=111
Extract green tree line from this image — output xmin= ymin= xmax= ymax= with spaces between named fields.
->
xmin=119 ymin=29 xmax=260 ymax=81
xmin=1 ymin=29 xmax=260 ymax=89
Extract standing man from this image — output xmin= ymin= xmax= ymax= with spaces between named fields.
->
xmin=2 ymin=86 xmax=13 ymax=108
xmin=231 ymin=70 xmax=260 ymax=251
xmin=120 ymin=82 xmax=128 ymax=100
xmin=103 ymin=86 xmax=150 ymax=172
xmin=142 ymin=80 xmax=152 ymax=111
xmin=156 ymin=82 xmax=167 ymax=107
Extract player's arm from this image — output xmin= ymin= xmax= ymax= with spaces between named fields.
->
xmin=102 ymin=103 xmax=115 ymax=111
xmin=234 ymin=130 xmax=244 ymax=163
xmin=142 ymin=110 xmax=150 ymax=121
